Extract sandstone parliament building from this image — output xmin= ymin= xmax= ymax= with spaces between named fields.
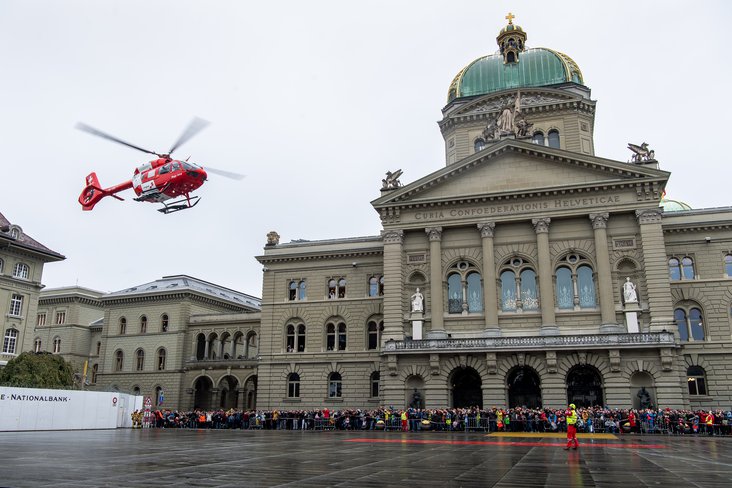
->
xmin=3 ymin=17 xmax=731 ymax=413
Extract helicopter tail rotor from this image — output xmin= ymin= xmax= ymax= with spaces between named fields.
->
xmin=78 ymin=172 xmax=128 ymax=211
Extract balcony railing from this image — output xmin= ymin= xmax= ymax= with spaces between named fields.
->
xmin=383 ymin=332 xmax=675 ymax=353
xmin=184 ymin=356 xmax=260 ymax=369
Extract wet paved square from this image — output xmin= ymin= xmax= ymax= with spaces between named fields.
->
xmin=0 ymin=429 xmax=730 ymax=487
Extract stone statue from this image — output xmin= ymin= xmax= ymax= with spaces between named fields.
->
xmin=266 ymin=231 xmax=280 ymax=246
xmin=623 ymin=277 xmax=637 ymax=303
xmin=627 ymin=142 xmax=656 ymax=163
xmin=382 ymin=169 xmax=403 ymax=190
xmin=482 ymin=115 xmax=500 ymax=141
xmin=410 ymin=388 xmax=423 ymax=409
xmin=411 ymin=287 xmax=424 ymax=312
xmin=637 ymin=387 xmax=652 ymax=409
xmin=497 ymin=100 xmax=515 ymax=134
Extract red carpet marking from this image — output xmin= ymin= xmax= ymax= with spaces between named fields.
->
xmin=345 ymin=438 xmax=666 ymax=449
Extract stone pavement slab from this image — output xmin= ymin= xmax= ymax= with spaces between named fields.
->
xmin=0 ymin=429 xmax=730 ymax=487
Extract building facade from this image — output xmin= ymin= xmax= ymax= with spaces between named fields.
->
xmin=1 ymin=212 xmax=65 ymax=367
xmin=14 ymin=17 xmax=732 ymax=413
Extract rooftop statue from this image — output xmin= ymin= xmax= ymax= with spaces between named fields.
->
xmin=628 ymin=142 xmax=656 ymax=163
xmin=382 ymin=169 xmax=403 ymax=190
xmin=266 ymin=231 xmax=280 ymax=246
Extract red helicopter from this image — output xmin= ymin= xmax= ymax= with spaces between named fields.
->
xmin=76 ymin=118 xmax=242 ymax=214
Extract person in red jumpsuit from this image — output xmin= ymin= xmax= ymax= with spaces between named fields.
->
xmin=564 ymin=403 xmax=579 ymax=450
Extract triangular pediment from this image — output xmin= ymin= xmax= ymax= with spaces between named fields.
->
xmin=373 ymin=140 xmax=669 ymax=208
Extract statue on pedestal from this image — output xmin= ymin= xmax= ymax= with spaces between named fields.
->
xmin=623 ymin=277 xmax=638 ymax=303
xmin=411 ymin=287 xmax=424 ymax=313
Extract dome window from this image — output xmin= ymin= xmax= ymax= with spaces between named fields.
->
xmin=548 ymin=130 xmax=560 ymax=148
xmin=532 ymin=131 xmax=545 ymax=146
xmin=474 ymin=138 xmax=486 ymax=152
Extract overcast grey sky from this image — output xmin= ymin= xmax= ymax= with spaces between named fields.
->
xmin=1 ymin=1 xmax=730 ymax=298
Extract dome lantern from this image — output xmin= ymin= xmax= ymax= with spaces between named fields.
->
xmin=497 ymin=12 xmax=526 ymax=64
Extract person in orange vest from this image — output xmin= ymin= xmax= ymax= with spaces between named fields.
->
xmin=564 ymin=403 xmax=579 ymax=450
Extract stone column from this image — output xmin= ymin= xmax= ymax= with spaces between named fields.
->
xmin=478 ymin=222 xmax=500 ymax=336
xmin=590 ymin=213 xmax=621 ymax=333
xmin=381 ymin=230 xmax=405 ymax=342
xmin=636 ymin=209 xmax=675 ymax=332
xmin=426 ymin=227 xmax=445 ymax=337
xmin=532 ymin=218 xmax=558 ymax=335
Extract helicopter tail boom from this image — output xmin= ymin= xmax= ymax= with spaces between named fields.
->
xmin=78 ymin=172 xmax=130 ymax=211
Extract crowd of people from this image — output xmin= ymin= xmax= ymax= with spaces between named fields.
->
xmin=131 ymin=405 xmax=732 ymax=436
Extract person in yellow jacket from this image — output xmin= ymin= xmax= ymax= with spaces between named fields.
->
xmin=564 ymin=403 xmax=579 ymax=450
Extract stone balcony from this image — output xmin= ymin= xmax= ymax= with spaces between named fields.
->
xmin=183 ymin=357 xmax=260 ymax=370
xmin=382 ymin=332 xmax=675 ymax=354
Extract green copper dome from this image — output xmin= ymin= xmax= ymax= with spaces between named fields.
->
xmin=447 ymin=48 xmax=585 ymax=102
xmin=660 ymin=198 xmax=692 ymax=212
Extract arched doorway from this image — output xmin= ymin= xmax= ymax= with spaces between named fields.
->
xmin=219 ymin=376 xmax=239 ymax=409
xmin=450 ymin=368 xmax=482 ymax=408
xmin=507 ymin=367 xmax=542 ymax=408
xmin=194 ymin=376 xmax=214 ymax=410
xmin=566 ymin=365 xmax=604 ymax=407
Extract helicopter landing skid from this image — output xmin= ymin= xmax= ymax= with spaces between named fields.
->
xmin=158 ymin=195 xmax=201 ymax=214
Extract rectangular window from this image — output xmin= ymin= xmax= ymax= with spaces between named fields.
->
xmin=55 ymin=311 xmax=66 ymax=325
xmin=3 ymin=329 xmax=18 ymax=354
xmin=9 ymin=295 xmax=23 ymax=316
xmin=37 ymin=313 xmax=47 ymax=326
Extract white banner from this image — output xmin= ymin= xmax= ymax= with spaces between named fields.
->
xmin=0 ymin=387 xmax=143 ymax=431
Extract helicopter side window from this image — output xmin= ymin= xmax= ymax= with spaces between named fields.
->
xmin=158 ymin=163 xmax=171 ymax=175
xmin=171 ymin=162 xmax=181 ymax=172
xmin=181 ymin=162 xmax=196 ymax=171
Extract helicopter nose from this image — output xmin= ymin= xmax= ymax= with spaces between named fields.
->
xmin=198 ymin=168 xmax=208 ymax=180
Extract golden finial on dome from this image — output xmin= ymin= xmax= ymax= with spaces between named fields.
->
xmin=505 ymin=12 xmax=515 ymax=24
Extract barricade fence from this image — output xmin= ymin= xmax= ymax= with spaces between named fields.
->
xmin=134 ymin=408 xmax=732 ymax=436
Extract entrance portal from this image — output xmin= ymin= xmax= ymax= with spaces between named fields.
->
xmin=566 ymin=365 xmax=604 ymax=407
xmin=194 ymin=376 xmax=213 ymax=410
xmin=450 ymin=368 xmax=482 ymax=408
xmin=507 ymin=367 xmax=542 ymax=408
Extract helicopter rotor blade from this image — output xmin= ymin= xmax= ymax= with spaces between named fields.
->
xmin=76 ymin=122 xmax=160 ymax=156
xmin=204 ymin=166 xmax=245 ymax=180
xmin=168 ymin=117 xmax=210 ymax=156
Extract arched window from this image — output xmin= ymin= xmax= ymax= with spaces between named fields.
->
xmin=119 ymin=317 xmax=127 ymax=335
xmin=687 ymin=366 xmax=707 ymax=395
xmin=132 ymin=386 xmax=141 ymax=396
xmin=338 ymin=323 xmax=347 ymax=351
xmin=52 ymin=337 xmax=61 ymax=353
xmin=675 ymin=306 xmax=705 ymax=341
xmin=286 ymin=323 xmax=306 ymax=352
xmin=532 ymin=131 xmax=545 ymax=145
xmin=327 ymin=278 xmax=346 ymax=299
xmin=326 ymin=323 xmax=335 ymax=351
xmin=287 ymin=373 xmax=300 ymax=398
xmin=135 ymin=349 xmax=145 ymax=371
xmin=195 ymin=333 xmax=206 ymax=360
xmin=368 ymin=275 xmax=384 ymax=297
xmin=725 ymin=254 xmax=732 ymax=277
xmin=447 ymin=261 xmax=483 ymax=314
xmin=367 ymin=320 xmax=383 ymax=350
xmin=161 ymin=314 xmax=169 ymax=332
xmin=114 ymin=350 xmax=124 ymax=371
xmin=91 ymin=364 xmax=98 ymax=384
xmin=328 ymin=372 xmax=342 ymax=398
xmin=157 ymin=348 xmax=166 ymax=371
xmin=34 ymin=337 xmax=42 ymax=352
xmin=370 ymin=371 xmax=380 ymax=398
xmin=245 ymin=332 xmax=258 ymax=358
xmin=555 ymin=254 xmax=596 ymax=310
xmin=155 ymin=386 xmax=164 ymax=407
xmin=669 ymin=256 xmax=695 ymax=280
xmin=3 ymin=329 xmax=18 ymax=354
xmin=474 ymin=138 xmax=486 ymax=152
xmin=547 ymin=129 xmax=560 ymax=148
xmin=140 ymin=316 xmax=147 ymax=334
xmin=500 ymin=258 xmax=538 ymax=312
xmin=13 ymin=262 xmax=29 ymax=279
xmin=289 ymin=280 xmax=307 ymax=301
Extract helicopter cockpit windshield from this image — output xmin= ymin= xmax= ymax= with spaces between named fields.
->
xmin=181 ymin=162 xmax=198 ymax=171
xmin=158 ymin=163 xmax=171 ymax=174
